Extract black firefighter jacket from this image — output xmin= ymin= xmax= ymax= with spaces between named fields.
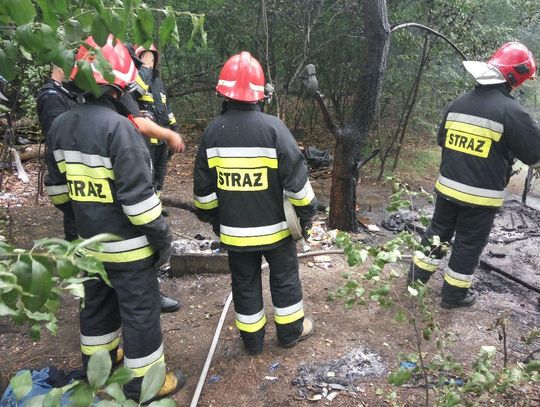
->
xmin=193 ymin=102 xmax=316 ymax=252
xmin=36 ymin=79 xmax=78 ymax=135
xmin=44 ymin=97 xmax=171 ymax=270
xmin=435 ymin=83 xmax=540 ymax=208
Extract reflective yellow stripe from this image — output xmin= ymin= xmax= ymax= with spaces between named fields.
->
xmin=275 ymin=309 xmax=304 ymax=325
xmin=445 ymin=120 xmax=502 ymax=142
xmin=435 ymin=181 xmax=503 ymax=207
xmin=136 ymin=75 xmax=149 ymax=91
xmin=150 ymin=137 xmax=159 ymax=144
xmin=130 ymin=355 xmax=165 ymax=378
xmin=65 ymin=163 xmax=115 ymax=180
xmin=85 ymin=246 xmax=155 ymax=263
xmin=207 ymin=157 xmax=278 ymax=169
xmin=220 ymin=229 xmax=290 ymax=247
xmin=139 ymin=94 xmax=154 ymax=102
xmin=58 ymin=161 xmax=66 ymax=173
xmin=444 ymin=273 xmax=472 ymax=289
xmin=50 ymin=193 xmax=71 ymax=205
xmin=413 ymin=256 xmax=438 ymax=273
xmin=194 ymin=199 xmax=218 ymax=210
xmin=127 ymin=203 xmax=162 ymax=226
xmin=235 ymin=315 xmax=266 ymax=333
xmin=287 ymin=195 xmax=313 ymax=206
xmin=81 ymin=337 xmax=120 ymax=355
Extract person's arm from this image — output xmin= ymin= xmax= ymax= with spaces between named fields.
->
xmin=193 ymin=135 xmax=219 ymax=235
xmin=133 ymin=117 xmax=185 ymax=153
xmin=504 ymin=102 xmax=540 ymax=168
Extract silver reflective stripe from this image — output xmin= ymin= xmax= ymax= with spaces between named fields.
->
xmin=53 ymin=150 xmax=65 ymax=162
xmin=446 ymin=269 xmax=473 ymax=282
xmin=217 ymin=79 xmax=236 ymax=87
xmin=98 ymin=236 xmax=150 ymax=253
xmin=249 ymin=82 xmax=265 ymax=92
xmin=80 ymin=329 xmax=121 ymax=346
xmin=438 ymin=175 xmax=504 ymax=199
xmin=284 ymin=181 xmax=315 ymax=200
xmin=220 ymin=221 xmax=289 ymax=237
xmin=447 ymin=112 xmax=503 ymax=133
xmin=236 ymin=309 xmax=265 ymax=324
xmin=206 ymin=147 xmax=277 ymax=158
xmin=274 ymin=300 xmax=303 ymax=316
xmin=122 ymin=194 xmax=161 ymax=216
xmin=168 ymin=112 xmax=175 ymax=120
xmin=194 ymin=192 xmax=218 ymax=203
xmin=46 ymin=185 xmax=68 ymax=195
xmin=124 ymin=343 xmax=164 ymax=369
xmin=62 ymin=150 xmax=113 ymax=168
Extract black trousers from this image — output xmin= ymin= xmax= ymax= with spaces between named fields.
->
xmin=80 ymin=266 xmax=163 ymax=397
xmin=150 ymin=142 xmax=169 ymax=192
xmin=411 ymin=195 xmax=497 ymax=302
xmin=228 ymin=237 xmax=304 ymax=353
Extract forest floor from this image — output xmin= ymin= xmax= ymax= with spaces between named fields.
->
xmin=1 ymin=129 xmax=539 ymax=406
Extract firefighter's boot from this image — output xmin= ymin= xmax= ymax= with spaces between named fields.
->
xmin=160 ymin=293 xmax=180 ymax=313
xmin=441 ymin=291 xmax=477 ymax=309
xmin=279 ymin=316 xmax=314 ymax=348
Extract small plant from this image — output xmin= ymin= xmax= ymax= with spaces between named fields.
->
xmin=8 ymin=350 xmax=175 ymax=406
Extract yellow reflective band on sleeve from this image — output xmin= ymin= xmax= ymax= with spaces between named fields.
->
xmin=150 ymin=138 xmax=159 ymax=144
xmin=81 ymin=337 xmax=120 ymax=356
xmin=275 ymin=309 xmax=304 ymax=325
xmin=65 ymin=163 xmax=115 ymax=180
xmin=287 ymin=195 xmax=313 ymax=206
xmin=50 ymin=193 xmax=71 ymax=205
xmin=435 ymin=181 xmax=503 ymax=207
xmin=444 ymin=273 xmax=472 ymax=289
xmin=413 ymin=255 xmax=438 ymax=273
xmin=194 ymin=199 xmax=218 ymax=210
xmin=235 ymin=315 xmax=266 ymax=333
xmin=168 ymin=113 xmax=176 ymax=125
xmin=445 ymin=120 xmax=502 ymax=142
xmin=58 ymin=161 xmax=66 ymax=173
xmin=85 ymin=246 xmax=155 ymax=263
xmin=220 ymin=229 xmax=290 ymax=247
xmin=136 ymin=75 xmax=149 ymax=91
xmin=127 ymin=203 xmax=162 ymax=226
xmin=139 ymin=94 xmax=154 ymax=103
xmin=207 ymin=156 xmax=278 ymax=169
xmin=130 ymin=355 xmax=165 ymax=378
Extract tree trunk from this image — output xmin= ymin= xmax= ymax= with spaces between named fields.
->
xmin=328 ymin=0 xmax=390 ymax=231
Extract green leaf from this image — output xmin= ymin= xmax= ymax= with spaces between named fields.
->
xmin=106 ymin=367 xmax=135 ymax=386
xmin=75 ymin=233 xmax=120 ymax=251
xmin=87 ymin=350 xmax=112 ymax=390
xmin=139 ymin=362 xmax=166 ymax=404
xmin=525 ymin=359 xmax=540 ymax=373
xmin=24 ymin=395 xmax=46 ymax=407
xmin=148 ymin=399 xmax=176 ymax=407
xmin=388 ymin=368 xmax=413 ymax=386
xmin=10 ymin=370 xmax=33 ymax=400
xmin=36 ymin=0 xmax=58 ymax=29
xmin=0 ymin=48 xmax=15 ymax=81
xmin=73 ymin=255 xmax=111 ymax=286
xmin=103 ymin=382 xmax=126 ymax=401
xmin=109 ymin=11 xmax=126 ymax=39
xmin=57 ymin=258 xmax=80 ymax=279
xmin=64 ymin=19 xmax=85 ymax=43
xmin=76 ymin=12 xmax=94 ymax=33
xmin=134 ymin=6 xmax=154 ymax=46
xmin=64 ymin=283 xmax=85 ymax=299
xmin=91 ymin=15 xmax=110 ymax=46
xmin=73 ymin=59 xmax=101 ymax=96
xmin=24 ymin=259 xmax=53 ymax=311
xmin=159 ymin=8 xmax=177 ymax=46
xmin=3 ymin=0 xmax=36 ymax=24
xmin=394 ymin=310 xmax=407 ymax=323
xmin=95 ymin=401 xmax=122 ymax=407
xmin=43 ymin=387 xmax=63 ymax=407
xmin=11 ymin=257 xmax=32 ymax=292
xmin=69 ymin=382 xmax=94 ymax=406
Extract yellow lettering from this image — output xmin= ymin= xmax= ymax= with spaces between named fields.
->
xmin=66 ymin=175 xmax=113 ymax=203
xmin=216 ymin=167 xmax=268 ymax=191
xmin=445 ymin=131 xmax=492 ymax=158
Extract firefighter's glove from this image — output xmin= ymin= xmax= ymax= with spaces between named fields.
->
xmin=155 ymin=243 xmax=173 ymax=269
xmin=300 ymin=219 xmax=313 ymax=240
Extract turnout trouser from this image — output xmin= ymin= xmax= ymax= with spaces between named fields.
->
xmin=228 ymin=237 xmax=304 ymax=353
xmin=150 ymin=142 xmax=169 ymax=192
xmin=410 ymin=195 xmax=497 ymax=302
xmin=80 ymin=266 xmax=163 ymax=397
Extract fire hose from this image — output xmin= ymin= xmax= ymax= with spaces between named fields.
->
xmin=189 ymin=248 xmax=344 ymax=407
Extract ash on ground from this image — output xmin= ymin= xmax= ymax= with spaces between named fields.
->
xmin=292 ymin=346 xmax=385 ymax=390
xmin=171 ymin=237 xmax=220 ymax=255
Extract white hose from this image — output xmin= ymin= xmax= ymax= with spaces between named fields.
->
xmin=189 ymin=249 xmax=344 ymax=407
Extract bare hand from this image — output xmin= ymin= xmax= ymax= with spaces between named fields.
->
xmin=167 ymin=131 xmax=185 ymax=154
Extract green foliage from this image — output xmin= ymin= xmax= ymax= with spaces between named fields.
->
xmin=0 ymin=234 xmax=115 ymax=339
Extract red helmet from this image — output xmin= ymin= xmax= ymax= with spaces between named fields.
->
xmin=70 ymin=35 xmax=137 ymax=92
xmin=134 ymin=43 xmax=159 ymax=67
xmin=216 ymin=51 xmax=265 ymax=103
xmin=488 ymin=42 xmax=537 ymax=88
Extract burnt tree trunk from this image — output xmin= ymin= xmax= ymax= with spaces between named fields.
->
xmin=328 ymin=0 xmax=390 ymax=231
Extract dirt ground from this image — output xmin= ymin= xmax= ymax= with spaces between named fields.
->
xmin=1 ymin=133 xmax=539 ymax=406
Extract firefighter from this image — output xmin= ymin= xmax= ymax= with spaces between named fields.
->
xmin=37 ymin=70 xmax=183 ymax=313
xmin=409 ymin=42 xmax=540 ymax=309
xmin=44 ymin=35 xmax=185 ymax=400
xmin=193 ymin=51 xmax=316 ymax=355
xmin=134 ymin=44 xmax=179 ymax=197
